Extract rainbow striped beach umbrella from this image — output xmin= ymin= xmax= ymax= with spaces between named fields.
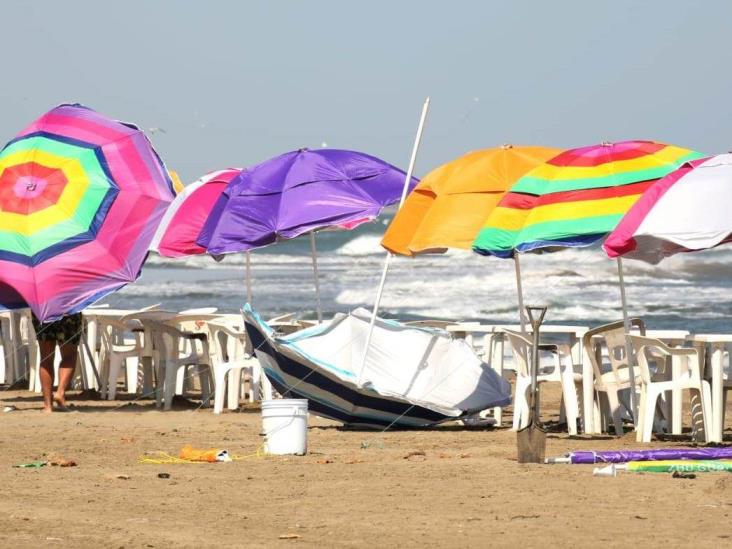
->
xmin=473 ymin=141 xmax=703 ymax=257
xmin=0 ymin=104 xmax=175 ymax=322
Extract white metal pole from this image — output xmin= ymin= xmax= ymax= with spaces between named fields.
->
xmin=245 ymin=252 xmax=253 ymax=304
xmin=357 ymin=97 xmax=430 ymax=383
xmin=513 ymin=254 xmax=527 ymax=333
xmin=617 ymin=256 xmax=638 ymax=425
xmin=309 ymin=232 xmax=323 ymax=323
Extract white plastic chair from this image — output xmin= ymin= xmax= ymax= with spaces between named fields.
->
xmin=582 ymin=319 xmax=646 ymax=436
xmin=147 ymin=320 xmax=214 ymax=410
xmin=98 ymin=319 xmax=145 ymax=400
xmin=208 ymin=321 xmax=263 ymax=413
xmin=629 ymin=335 xmax=712 ymax=443
xmin=503 ymin=329 xmax=582 ymax=435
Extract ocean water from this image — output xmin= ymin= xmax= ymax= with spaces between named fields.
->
xmin=110 ymin=218 xmax=732 ymax=333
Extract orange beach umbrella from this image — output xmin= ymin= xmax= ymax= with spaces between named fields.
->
xmin=382 ymin=145 xmax=562 ymax=256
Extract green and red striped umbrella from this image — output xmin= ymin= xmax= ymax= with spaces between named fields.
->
xmin=472 ymin=140 xmax=703 ymax=257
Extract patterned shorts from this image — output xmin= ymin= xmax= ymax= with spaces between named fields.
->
xmin=32 ymin=313 xmax=84 ymax=346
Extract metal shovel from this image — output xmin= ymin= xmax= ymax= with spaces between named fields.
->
xmin=517 ymin=306 xmax=548 ymax=464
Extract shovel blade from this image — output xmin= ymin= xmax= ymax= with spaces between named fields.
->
xmin=517 ymin=423 xmax=546 ymax=463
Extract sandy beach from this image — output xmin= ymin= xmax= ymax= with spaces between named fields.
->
xmin=1 ymin=385 xmax=731 ymax=548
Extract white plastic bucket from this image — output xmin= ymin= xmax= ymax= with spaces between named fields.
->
xmin=261 ymin=399 xmax=308 ymax=455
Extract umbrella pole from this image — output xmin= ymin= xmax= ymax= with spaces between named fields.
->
xmin=357 ymin=97 xmax=430 ymax=383
xmin=309 ymin=232 xmax=323 ymax=323
xmin=514 ymin=254 xmax=527 ymax=333
xmin=617 ymin=257 xmax=638 ymax=427
xmin=244 ymin=252 xmax=253 ymax=305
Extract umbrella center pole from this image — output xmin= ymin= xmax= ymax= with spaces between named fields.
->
xmin=617 ymin=257 xmax=638 ymax=428
xmin=245 ymin=252 xmax=253 ymax=305
xmin=513 ymin=254 xmax=528 ymax=333
xmin=358 ymin=97 xmax=430 ymax=384
xmin=309 ymin=233 xmax=323 ymax=323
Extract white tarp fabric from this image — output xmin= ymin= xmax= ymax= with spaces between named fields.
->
xmin=244 ymin=305 xmax=511 ymax=427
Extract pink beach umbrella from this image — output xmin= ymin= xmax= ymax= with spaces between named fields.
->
xmin=151 ymin=168 xmax=241 ymax=258
xmin=603 ymin=154 xmax=732 ymax=264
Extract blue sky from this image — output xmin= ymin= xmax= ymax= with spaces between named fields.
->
xmin=1 ymin=1 xmax=730 ymax=181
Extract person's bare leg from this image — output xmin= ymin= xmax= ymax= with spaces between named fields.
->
xmin=38 ymin=340 xmax=57 ymax=413
xmin=53 ymin=342 xmax=78 ymax=409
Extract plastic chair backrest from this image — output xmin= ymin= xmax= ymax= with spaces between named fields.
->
xmin=583 ymin=319 xmax=646 ymax=386
xmin=503 ymin=329 xmax=532 ymax=378
xmin=208 ymin=322 xmax=250 ymax=362
xmin=628 ymin=335 xmax=676 ymax=385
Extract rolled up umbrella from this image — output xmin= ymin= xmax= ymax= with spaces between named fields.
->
xmin=548 ymin=446 xmax=732 ymax=464
xmin=594 ymin=460 xmax=732 ymax=476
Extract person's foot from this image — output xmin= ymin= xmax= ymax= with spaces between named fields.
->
xmin=42 ymin=406 xmax=53 ymax=414
xmin=53 ymin=393 xmax=69 ymax=412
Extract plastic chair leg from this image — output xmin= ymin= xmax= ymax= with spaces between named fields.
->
xmin=606 ymin=389 xmax=624 ymax=437
xmin=701 ymin=381 xmax=713 ymax=442
xmin=213 ymin=367 xmax=228 ymax=414
xmin=126 ymin=357 xmax=139 ymax=395
xmin=98 ymin=354 xmax=110 ymax=399
xmin=250 ymin=365 xmax=261 ymax=403
xmin=226 ymin=368 xmax=242 ymax=410
xmin=164 ymin=363 xmax=180 ymax=411
xmin=635 ymin=385 xmax=647 ymax=443
xmin=141 ymin=356 xmax=155 ymax=395
xmin=559 ymin=366 xmax=579 ymax=436
xmin=640 ymin=387 xmax=661 ymax=443
xmin=154 ymin=359 xmax=166 ymax=409
xmin=175 ymin=366 xmax=185 ymax=395
xmin=199 ymin=365 xmax=213 ymax=407
xmin=261 ymin=371 xmax=274 ymax=400
xmin=512 ymin=375 xmax=531 ymax=431
xmin=108 ymin=355 xmax=124 ymax=400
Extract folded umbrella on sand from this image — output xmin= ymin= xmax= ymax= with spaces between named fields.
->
xmin=548 ymin=446 xmax=732 ymax=464
xmin=242 ymin=304 xmax=511 ymax=428
xmin=197 ymin=148 xmax=417 ymax=321
xmin=0 ymin=103 xmax=176 ymax=322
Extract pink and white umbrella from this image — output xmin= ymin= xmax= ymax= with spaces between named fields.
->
xmin=603 ymin=154 xmax=732 ymax=264
xmin=150 ymin=168 xmax=241 ymax=258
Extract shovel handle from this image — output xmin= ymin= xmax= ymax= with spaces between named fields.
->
xmin=525 ymin=306 xmax=547 ymax=332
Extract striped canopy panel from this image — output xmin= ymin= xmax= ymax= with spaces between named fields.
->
xmin=0 ymin=104 xmax=175 ymax=321
xmin=472 ymin=141 xmax=703 ymax=257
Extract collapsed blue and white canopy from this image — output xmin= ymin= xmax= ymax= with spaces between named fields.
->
xmin=244 ymin=306 xmax=511 ymax=429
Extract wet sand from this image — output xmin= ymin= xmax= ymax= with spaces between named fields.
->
xmin=1 ymin=386 xmax=731 ymax=548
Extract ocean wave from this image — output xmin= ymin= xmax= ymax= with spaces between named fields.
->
xmin=114 ymin=237 xmax=732 ymax=332
xmin=335 ymin=234 xmax=385 ymax=256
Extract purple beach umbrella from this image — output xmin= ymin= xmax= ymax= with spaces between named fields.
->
xmin=197 ymin=148 xmax=417 ymax=320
